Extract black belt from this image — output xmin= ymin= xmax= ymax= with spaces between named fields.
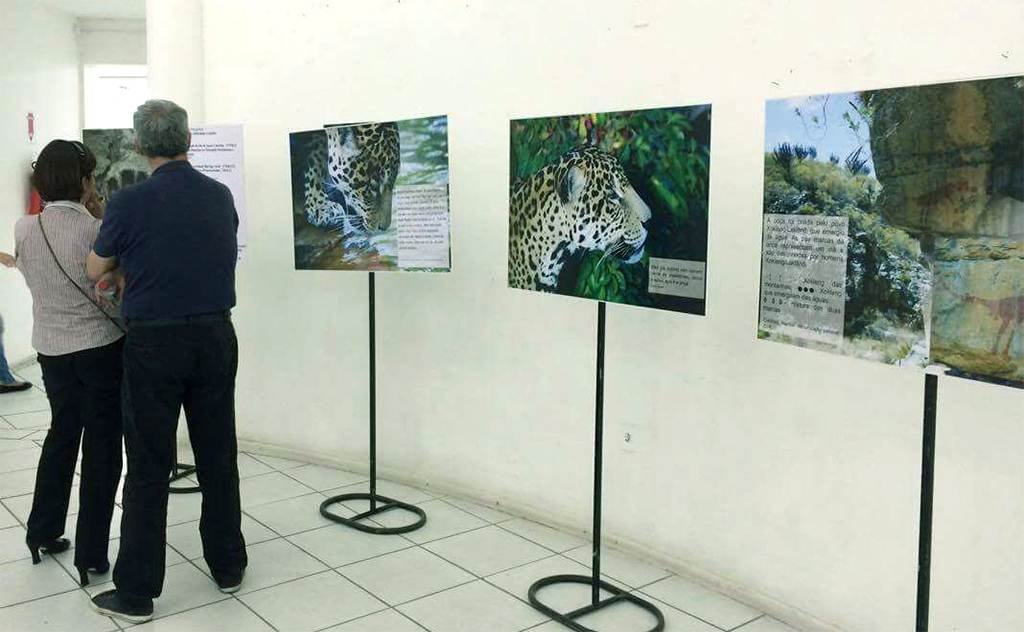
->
xmin=127 ymin=311 xmax=231 ymax=328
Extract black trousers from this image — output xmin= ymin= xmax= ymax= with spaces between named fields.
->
xmin=113 ymin=317 xmax=246 ymax=600
xmin=27 ymin=338 xmax=124 ymax=571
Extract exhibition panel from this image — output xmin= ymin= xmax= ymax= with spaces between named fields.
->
xmin=509 ymin=106 xmax=711 ymax=315
xmin=288 ymin=115 xmax=449 ymax=534
xmin=290 ymin=116 xmax=451 ymax=272
xmin=83 ymin=124 xmax=249 ymax=260
xmin=759 ymin=76 xmax=1024 ymax=389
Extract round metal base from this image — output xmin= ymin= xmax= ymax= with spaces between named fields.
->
xmin=528 ymin=574 xmax=665 ymax=632
xmin=320 ymin=493 xmax=427 ymax=535
xmin=169 ymin=462 xmax=201 ymax=494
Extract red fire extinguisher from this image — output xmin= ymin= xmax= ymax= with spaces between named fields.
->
xmin=28 ymin=188 xmax=42 ymax=215
xmin=26 ymin=112 xmax=42 ymax=214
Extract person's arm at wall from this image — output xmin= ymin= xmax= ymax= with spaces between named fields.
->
xmin=0 ymin=252 xmax=13 ymax=268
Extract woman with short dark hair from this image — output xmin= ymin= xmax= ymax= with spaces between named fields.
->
xmin=13 ymin=139 xmax=126 ymax=586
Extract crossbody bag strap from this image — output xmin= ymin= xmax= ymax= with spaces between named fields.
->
xmin=36 ymin=213 xmax=126 ymax=334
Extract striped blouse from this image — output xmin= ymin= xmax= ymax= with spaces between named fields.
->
xmin=14 ymin=201 xmax=123 ymax=356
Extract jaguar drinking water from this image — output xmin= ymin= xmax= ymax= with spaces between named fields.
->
xmin=303 ymin=123 xmax=400 ymax=234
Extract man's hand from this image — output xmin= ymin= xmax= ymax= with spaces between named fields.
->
xmin=95 ymin=270 xmax=123 ymax=308
xmin=0 ymin=252 xmax=15 ymax=268
xmin=86 ymin=251 xmax=117 ymax=281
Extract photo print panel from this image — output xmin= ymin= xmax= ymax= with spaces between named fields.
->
xmin=82 ymin=128 xmax=150 ymax=201
xmin=290 ymin=115 xmax=451 ymax=272
xmin=759 ymin=75 xmax=1024 ymax=388
xmin=508 ymin=105 xmax=712 ymax=315
xmin=85 ymin=126 xmax=249 ymax=260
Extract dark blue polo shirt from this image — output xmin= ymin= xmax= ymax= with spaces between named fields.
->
xmin=93 ymin=160 xmax=238 ymax=320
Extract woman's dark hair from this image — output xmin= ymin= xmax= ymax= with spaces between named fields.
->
xmin=31 ymin=140 xmax=97 ymax=202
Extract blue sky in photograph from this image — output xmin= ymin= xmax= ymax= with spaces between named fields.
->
xmin=764 ymin=91 xmax=876 ymax=175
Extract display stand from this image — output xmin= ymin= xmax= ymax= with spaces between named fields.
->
xmin=915 ymin=373 xmax=938 ymax=632
xmin=319 ymin=273 xmax=427 ymax=535
xmin=169 ymin=443 xmax=201 ymax=495
xmin=528 ymin=302 xmax=665 ymax=632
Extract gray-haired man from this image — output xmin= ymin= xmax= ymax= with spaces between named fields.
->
xmin=87 ymin=99 xmax=246 ymax=623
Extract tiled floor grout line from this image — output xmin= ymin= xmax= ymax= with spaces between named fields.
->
xmin=285 ymin=507 xmax=568 ymax=626
xmin=729 ymin=613 xmax=768 ymax=631
xmin=386 ymin=575 xmax=480 ymax=611
xmin=1 ymin=443 xmax=780 ymax=631
xmin=248 ymin=469 xmax=319 ymax=496
xmin=491 ymin=521 xmax=583 ymax=555
xmin=307 ymin=605 xmax=429 ymax=632
xmin=305 ymin=601 xmax=392 ymax=632
xmin=434 ymin=496 xmax=518 ymax=524
xmin=0 ymin=584 xmax=80 ymax=611
xmin=476 ymin=553 xmax=566 ymax=609
xmin=265 ymin=459 xmax=443 ymax=505
xmin=0 ymin=465 xmax=44 ymax=478
xmin=230 ymin=592 xmax=283 ymax=632
xmin=412 ymin=520 xmax=494 ymax=547
xmin=244 ymin=452 xmax=306 ymax=472
xmin=0 ymin=466 xmax=683 ymax=617
xmin=395 ymin=607 xmax=434 ymax=632
xmin=172 ymin=524 xmax=464 ymax=613
xmin=631 ymin=576 xmax=764 ymax=632
xmin=296 ymin=536 xmax=417 ymax=574
xmin=1 ymin=411 xmax=52 ymax=423
xmin=273 ymin=467 xmax=348 ymax=497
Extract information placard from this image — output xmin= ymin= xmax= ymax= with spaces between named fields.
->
xmin=508 ymin=105 xmax=712 ymax=315
xmin=84 ymin=125 xmax=248 ymax=261
xmin=289 ymin=116 xmax=450 ymax=272
xmin=759 ymin=75 xmax=1024 ymax=388
xmin=188 ymin=125 xmax=248 ymax=260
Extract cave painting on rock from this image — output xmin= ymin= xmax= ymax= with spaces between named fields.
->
xmin=759 ymin=75 xmax=1024 ymax=388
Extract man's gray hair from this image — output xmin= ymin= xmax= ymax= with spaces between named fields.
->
xmin=133 ymin=99 xmax=190 ymax=158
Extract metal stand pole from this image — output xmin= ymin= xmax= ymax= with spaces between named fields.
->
xmin=319 ymin=272 xmax=427 ymax=534
xmin=528 ymin=302 xmax=664 ymax=632
xmin=916 ymin=373 xmax=938 ymax=631
xmin=169 ymin=439 xmax=201 ymax=494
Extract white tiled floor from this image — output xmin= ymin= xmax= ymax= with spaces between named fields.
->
xmin=0 ymin=366 xmax=802 ymax=632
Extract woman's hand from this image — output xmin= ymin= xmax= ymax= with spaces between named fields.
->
xmin=0 ymin=252 xmax=15 ymax=268
xmin=83 ymin=188 xmax=106 ymax=219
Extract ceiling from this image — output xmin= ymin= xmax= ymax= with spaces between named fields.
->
xmin=37 ymin=0 xmax=145 ymax=19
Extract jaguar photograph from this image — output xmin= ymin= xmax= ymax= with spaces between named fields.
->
xmin=290 ymin=115 xmax=450 ymax=272
xmin=82 ymin=128 xmax=150 ymax=201
xmin=508 ymin=105 xmax=712 ymax=315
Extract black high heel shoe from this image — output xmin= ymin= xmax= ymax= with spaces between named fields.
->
xmin=26 ymin=538 xmax=71 ymax=564
xmin=74 ymin=561 xmax=110 ymax=587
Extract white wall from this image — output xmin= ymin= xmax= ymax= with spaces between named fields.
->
xmin=76 ymin=18 xmax=146 ymax=130
xmin=0 ymin=0 xmax=82 ymax=363
xmin=196 ymin=1 xmax=1024 ymax=630
xmin=76 ymin=18 xmax=146 ymax=66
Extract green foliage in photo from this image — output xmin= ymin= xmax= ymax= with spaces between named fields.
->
xmin=511 ymin=107 xmax=711 ymax=306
